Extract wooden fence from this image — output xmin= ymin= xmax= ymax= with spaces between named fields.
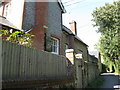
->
xmin=2 ymin=40 xmax=69 ymax=81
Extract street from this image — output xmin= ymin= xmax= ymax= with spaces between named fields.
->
xmin=100 ymin=73 xmax=120 ymax=89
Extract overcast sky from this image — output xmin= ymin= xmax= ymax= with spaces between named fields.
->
xmin=62 ymin=0 xmax=116 ymax=52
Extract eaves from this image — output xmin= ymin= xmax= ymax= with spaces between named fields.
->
xmin=57 ymin=0 xmax=66 ymax=13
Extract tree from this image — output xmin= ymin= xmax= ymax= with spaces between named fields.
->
xmin=92 ymin=1 xmax=120 ymax=73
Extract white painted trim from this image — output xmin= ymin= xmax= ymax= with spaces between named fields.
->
xmin=51 ymin=37 xmax=59 ymax=55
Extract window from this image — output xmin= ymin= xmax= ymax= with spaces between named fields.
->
xmin=4 ymin=2 xmax=11 ymax=18
xmin=65 ymin=44 xmax=68 ymax=50
xmin=64 ymin=43 xmax=68 ymax=55
xmin=75 ymin=50 xmax=83 ymax=59
xmin=0 ymin=4 xmax=3 ymax=16
xmin=77 ymin=50 xmax=83 ymax=54
xmin=51 ymin=37 xmax=59 ymax=54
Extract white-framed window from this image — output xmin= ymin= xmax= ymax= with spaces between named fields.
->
xmin=4 ymin=2 xmax=11 ymax=18
xmin=51 ymin=37 xmax=59 ymax=54
xmin=0 ymin=4 xmax=3 ymax=16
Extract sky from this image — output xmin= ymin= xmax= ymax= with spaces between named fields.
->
xmin=62 ymin=0 xmax=116 ymax=53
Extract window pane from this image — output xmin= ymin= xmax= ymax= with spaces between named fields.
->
xmin=4 ymin=2 xmax=11 ymax=17
xmin=51 ymin=37 xmax=59 ymax=54
xmin=65 ymin=44 xmax=68 ymax=50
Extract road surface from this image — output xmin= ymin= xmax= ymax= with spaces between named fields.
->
xmin=100 ymin=73 xmax=120 ymax=89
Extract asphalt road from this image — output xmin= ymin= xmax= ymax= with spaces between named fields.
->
xmin=100 ymin=73 xmax=120 ymax=89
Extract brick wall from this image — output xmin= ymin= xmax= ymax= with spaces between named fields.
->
xmin=22 ymin=2 xmax=49 ymax=50
xmin=74 ymin=38 xmax=89 ymax=87
xmin=88 ymin=55 xmax=99 ymax=84
xmin=61 ymin=32 xmax=75 ymax=55
xmin=22 ymin=2 xmax=63 ymax=51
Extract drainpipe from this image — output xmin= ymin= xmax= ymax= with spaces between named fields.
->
xmin=43 ymin=25 xmax=48 ymax=51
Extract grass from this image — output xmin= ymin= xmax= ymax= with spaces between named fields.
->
xmin=86 ymin=76 xmax=105 ymax=88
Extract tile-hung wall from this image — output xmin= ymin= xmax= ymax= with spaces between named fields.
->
xmin=46 ymin=2 xmax=63 ymax=54
xmin=22 ymin=2 xmax=36 ymax=31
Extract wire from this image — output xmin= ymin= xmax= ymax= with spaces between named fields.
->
xmin=64 ymin=0 xmax=85 ymax=7
xmin=77 ymin=21 xmax=92 ymax=29
xmin=63 ymin=0 xmax=77 ymax=4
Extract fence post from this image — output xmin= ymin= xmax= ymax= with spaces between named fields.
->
xmin=65 ymin=49 xmax=75 ymax=65
xmin=75 ymin=54 xmax=83 ymax=88
xmin=98 ymin=52 xmax=102 ymax=74
xmin=65 ymin=49 xmax=83 ymax=88
xmin=0 ymin=29 xmax=2 ymax=89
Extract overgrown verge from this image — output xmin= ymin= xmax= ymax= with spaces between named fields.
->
xmin=86 ymin=76 xmax=105 ymax=88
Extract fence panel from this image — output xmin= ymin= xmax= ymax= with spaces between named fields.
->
xmin=2 ymin=40 xmax=69 ymax=80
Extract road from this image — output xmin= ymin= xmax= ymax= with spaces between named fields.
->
xmin=100 ymin=73 xmax=120 ymax=89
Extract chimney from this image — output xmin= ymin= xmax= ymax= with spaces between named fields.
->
xmin=69 ymin=21 xmax=77 ymax=35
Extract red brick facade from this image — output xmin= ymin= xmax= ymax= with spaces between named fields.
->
xmin=29 ymin=2 xmax=48 ymax=50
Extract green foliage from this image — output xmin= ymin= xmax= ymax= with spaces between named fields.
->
xmin=101 ymin=63 xmax=107 ymax=73
xmin=86 ymin=76 xmax=105 ymax=88
xmin=92 ymin=1 xmax=120 ymax=73
xmin=0 ymin=29 xmax=35 ymax=47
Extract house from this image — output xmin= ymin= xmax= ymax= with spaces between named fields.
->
xmin=62 ymin=21 xmax=89 ymax=87
xmin=0 ymin=0 xmax=25 ymax=29
xmin=62 ymin=21 xmax=88 ymax=57
xmin=23 ymin=1 xmax=66 ymax=53
xmin=0 ymin=16 xmax=18 ymax=30
xmin=0 ymin=0 xmax=66 ymax=55
xmin=0 ymin=0 xmax=88 ymax=58
xmin=0 ymin=15 xmax=19 ymax=40
xmin=0 ymin=0 xmax=101 ymax=89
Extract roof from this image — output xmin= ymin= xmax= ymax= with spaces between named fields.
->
xmin=62 ymin=25 xmax=88 ymax=46
xmin=58 ymin=0 xmax=66 ymax=13
xmin=89 ymin=54 xmax=98 ymax=63
xmin=74 ymin=36 xmax=88 ymax=46
xmin=89 ymin=50 xmax=100 ymax=58
xmin=62 ymin=25 xmax=73 ymax=35
xmin=0 ymin=16 xmax=18 ymax=29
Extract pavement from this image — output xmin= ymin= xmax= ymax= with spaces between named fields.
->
xmin=100 ymin=73 xmax=120 ymax=90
